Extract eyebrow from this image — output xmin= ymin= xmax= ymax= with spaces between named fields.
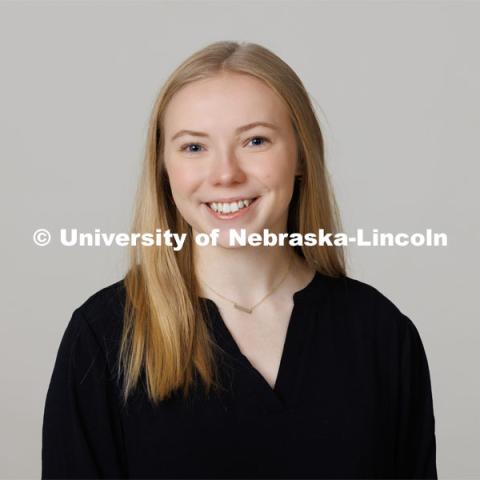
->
xmin=170 ymin=121 xmax=279 ymax=142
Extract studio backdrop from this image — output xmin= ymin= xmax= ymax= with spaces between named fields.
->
xmin=0 ymin=1 xmax=479 ymax=478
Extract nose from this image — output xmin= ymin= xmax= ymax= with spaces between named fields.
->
xmin=207 ymin=147 xmax=247 ymax=186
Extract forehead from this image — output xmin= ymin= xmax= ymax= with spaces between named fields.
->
xmin=163 ymin=72 xmax=290 ymax=133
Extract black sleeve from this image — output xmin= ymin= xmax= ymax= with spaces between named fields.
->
xmin=42 ymin=308 xmax=127 ymax=479
xmin=395 ymin=314 xmax=438 ymax=479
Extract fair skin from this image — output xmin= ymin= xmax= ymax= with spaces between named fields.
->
xmin=163 ymin=71 xmax=315 ymax=389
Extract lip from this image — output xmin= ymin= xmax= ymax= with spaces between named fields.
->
xmin=204 ymin=196 xmax=260 ymax=221
xmin=204 ymin=196 xmax=258 ymax=204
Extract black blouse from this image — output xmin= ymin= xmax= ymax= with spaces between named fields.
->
xmin=42 ymin=271 xmax=438 ymax=479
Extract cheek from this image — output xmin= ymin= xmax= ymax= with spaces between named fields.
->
xmin=260 ymin=147 xmax=296 ymax=183
xmin=167 ymin=163 xmax=201 ymax=196
xmin=258 ymin=164 xmax=294 ymax=190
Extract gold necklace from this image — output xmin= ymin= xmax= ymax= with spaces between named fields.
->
xmin=199 ymin=252 xmax=295 ymax=314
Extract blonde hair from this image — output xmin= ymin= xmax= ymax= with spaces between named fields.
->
xmin=117 ymin=41 xmax=346 ymax=406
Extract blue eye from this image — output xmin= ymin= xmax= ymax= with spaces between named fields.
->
xmin=248 ymin=136 xmax=269 ymax=147
xmin=179 ymin=136 xmax=270 ymax=154
xmin=180 ymin=143 xmax=204 ymax=153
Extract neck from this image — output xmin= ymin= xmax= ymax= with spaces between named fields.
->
xmin=194 ymin=243 xmax=299 ymax=306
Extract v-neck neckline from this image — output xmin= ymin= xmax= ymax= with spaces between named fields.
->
xmin=200 ymin=270 xmax=322 ymax=410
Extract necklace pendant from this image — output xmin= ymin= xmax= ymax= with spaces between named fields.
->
xmin=233 ymin=303 xmax=253 ymax=314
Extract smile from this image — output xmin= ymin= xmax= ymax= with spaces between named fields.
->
xmin=204 ymin=197 xmax=260 ymax=220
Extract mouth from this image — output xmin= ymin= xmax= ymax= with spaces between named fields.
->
xmin=203 ymin=196 xmax=260 ymax=220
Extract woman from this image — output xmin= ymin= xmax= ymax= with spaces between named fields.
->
xmin=42 ymin=41 xmax=438 ymax=479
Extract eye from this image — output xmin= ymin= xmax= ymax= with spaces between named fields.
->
xmin=178 ymin=136 xmax=270 ymax=154
xmin=179 ymin=143 xmax=204 ymax=154
xmin=246 ymin=136 xmax=270 ymax=147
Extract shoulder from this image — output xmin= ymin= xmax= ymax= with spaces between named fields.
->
xmin=74 ymin=279 xmax=127 ymax=331
xmin=315 ymin=272 xmax=415 ymax=341
xmin=316 ymin=271 xmax=403 ymax=311
xmin=315 ymin=272 xmax=430 ymax=372
xmin=64 ymin=279 xmax=127 ymax=371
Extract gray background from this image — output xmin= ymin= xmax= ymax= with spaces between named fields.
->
xmin=1 ymin=1 xmax=479 ymax=478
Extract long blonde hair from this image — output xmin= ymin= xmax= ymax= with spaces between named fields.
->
xmin=117 ymin=41 xmax=346 ymax=407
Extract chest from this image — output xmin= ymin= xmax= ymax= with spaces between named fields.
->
xmin=121 ymin=313 xmax=394 ymax=479
xmin=217 ymin=301 xmax=295 ymax=389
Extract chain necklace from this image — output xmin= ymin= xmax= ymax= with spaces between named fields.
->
xmin=199 ymin=252 xmax=295 ymax=314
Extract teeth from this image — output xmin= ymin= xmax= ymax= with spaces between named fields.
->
xmin=208 ymin=198 xmax=255 ymax=214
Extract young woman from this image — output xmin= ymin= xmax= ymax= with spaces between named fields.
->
xmin=42 ymin=41 xmax=438 ymax=479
